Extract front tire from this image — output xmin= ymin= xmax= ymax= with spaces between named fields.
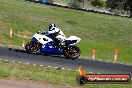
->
xmin=63 ymin=45 xmax=81 ymax=60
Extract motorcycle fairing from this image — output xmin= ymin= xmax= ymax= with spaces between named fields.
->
xmin=64 ymin=36 xmax=81 ymax=45
xmin=40 ymin=42 xmax=63 ymax=55
xmin=31 ymin=33 xmax=81 ymax=55
xmin=64 ymin=40 xmax=78 ymax=46
xmin=33 ymin=33 xmax=53 ymax=45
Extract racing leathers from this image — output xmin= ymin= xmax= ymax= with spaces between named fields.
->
xmin=45 ymin=27 xmax=66 ymax=48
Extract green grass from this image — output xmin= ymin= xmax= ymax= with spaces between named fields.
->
xmin=0 ymin=60 xmax=132 ymax=88
xmin=53 ymin=0 xmax=71 ymax=4
xmin=0 ymin=0 xmax=132 ymax=64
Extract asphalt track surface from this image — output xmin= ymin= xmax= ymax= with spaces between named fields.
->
xmin=0 ymin=47 xmax=132 ymax=76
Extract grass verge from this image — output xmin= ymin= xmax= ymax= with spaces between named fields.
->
xmin=0 ymin=0 xmax=132 ymax=64
xmin=0 ymin=59 xmax=132 ymax=88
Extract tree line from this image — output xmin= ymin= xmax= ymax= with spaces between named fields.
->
xmin=73 ymin=0 xmax=132 ymax=17
xmin=106 ymin=0 xmax=132 ymax=17
xmin=27 ymin=0 xmax=132 ymax=17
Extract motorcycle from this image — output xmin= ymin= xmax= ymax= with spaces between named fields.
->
xmin=25 ymin=31 xmax=81 ymax=60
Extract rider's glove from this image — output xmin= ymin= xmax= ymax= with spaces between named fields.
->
xmin=45 ymin=31 xmax=49 ymax=35
xmin=37 ymin=31 xmax=41 ymax=34
xmin=41 ymin=31 xmax=46 ymax=35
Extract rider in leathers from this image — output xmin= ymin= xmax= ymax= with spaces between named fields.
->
xmin=45 ymin=23 xmax=66 ymax=48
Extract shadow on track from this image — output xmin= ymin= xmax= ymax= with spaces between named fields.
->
xmin=8 ymin=48 xmax=64 ymax=58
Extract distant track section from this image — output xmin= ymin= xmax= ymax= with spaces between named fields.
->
xmin=26 ymin=0 xmax=129 ymax=18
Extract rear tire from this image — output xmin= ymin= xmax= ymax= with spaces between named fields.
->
xmin=25 ymin=41 xmax=40 ymax=54
xmin=63 ymin=45 xmax=81 ymax=60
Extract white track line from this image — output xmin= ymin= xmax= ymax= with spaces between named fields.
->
xmin=40 ymin=65 xmax=43 ymax=67
xmin=33 ymin=64 xmax=37 ymax=66
xmin=5 ymin=60 xmax=9 ymax=62
xmin=26 ymin=63 xmax=30 ymax=65
xmin=11 ymin=61 xmax=15 ymax=63
xmin=0 ymin=58 xmax=96 ymax=73
xmin=54 ymin=67 xmax=58 ymax=69
xmin=48 ymin=66 xmax=51 ymax=68
xmin=18 ymin=62 xmax=22 ymax=64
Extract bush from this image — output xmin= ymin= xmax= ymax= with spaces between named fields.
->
xmin=90 ymin=0 xmax=106 ymax=7
xmin=46 ymin=0 xmax=53 ymax=4
xmin=68 ymin=0 xmax=81 ymax=9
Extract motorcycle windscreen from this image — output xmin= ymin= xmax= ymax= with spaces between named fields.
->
xmin=31 ymin=37 xmax=38 ymax=43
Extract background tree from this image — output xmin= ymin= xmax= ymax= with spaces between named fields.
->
xmin=125 ymin=0 xmax=132 ymax=17
xmin=106 ymin=0 xmax=132 ymax=17
xmin=90 ymin=0 xmax=106 ymax=7
xmin=68 ymin=0 xmax=81 ymax=9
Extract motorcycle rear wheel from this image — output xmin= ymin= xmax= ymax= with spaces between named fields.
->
xmin=25 ymin=41 xmax=40 ymax=54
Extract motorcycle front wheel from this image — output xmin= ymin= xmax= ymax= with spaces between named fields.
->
xmin=63 ymin=45 xmax=81 ymax=60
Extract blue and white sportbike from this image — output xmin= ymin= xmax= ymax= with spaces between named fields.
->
xmin=25 ymin=31 xmax=81 ymax=60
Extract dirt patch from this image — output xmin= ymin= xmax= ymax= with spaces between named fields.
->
xmin=0 ymin=78 xmax=79 ymax=88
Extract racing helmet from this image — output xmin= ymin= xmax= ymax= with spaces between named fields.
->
xmin=49 ymin=23 xmax=57 ymax=31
